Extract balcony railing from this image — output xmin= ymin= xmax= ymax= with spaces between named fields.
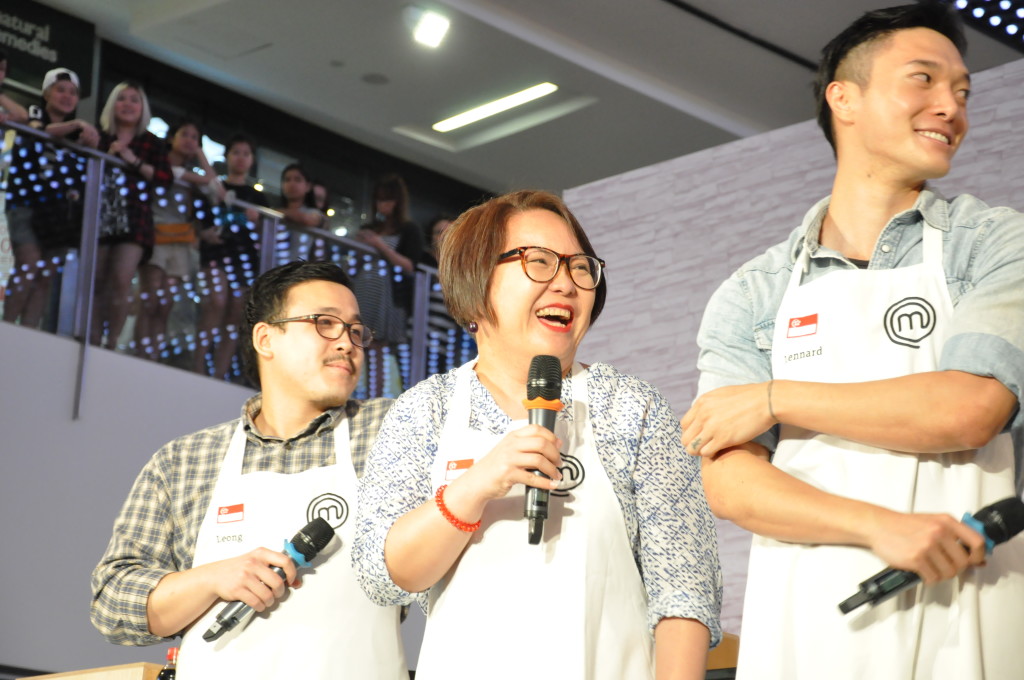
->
xmin=0 ymin=121 xmax=475 ymax=414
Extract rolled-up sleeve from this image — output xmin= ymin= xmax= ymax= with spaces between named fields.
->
xmin=696 ymin=272 xmax=779 ymax=452
xmin=632 ymin=383 xmax=723 ymax=647
xmin=940 ymin=207 xmax=1024 ymax=432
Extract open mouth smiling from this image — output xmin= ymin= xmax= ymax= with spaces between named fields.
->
xmin=537 ymin=305 xmax=573 ymax=330
xmin=917 ymin=130 xmax=951 ymax=145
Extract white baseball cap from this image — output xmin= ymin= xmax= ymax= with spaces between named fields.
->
xmin=42 ymin=67 xmax=80 ymax=92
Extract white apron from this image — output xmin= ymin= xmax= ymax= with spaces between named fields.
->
xmin=414 ymin=361 xmax=654 ymax=680
xmin=737 ymin=222 xmax=1024 ymax=679
xmin=176 ymin=417 xmax=407 ymax=680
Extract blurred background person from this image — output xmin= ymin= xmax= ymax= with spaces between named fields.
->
xmin=94 ymin=81 xmax=172 ymax=348
xmin=4 ymin=66 xmax=96 ymax=329
xmin=419 ymin=214 xmax=467 ymax=374
xmin=353 ymin=190 xmax=721 ymax=680
xmin=419 ymin=213 xmax=451 ymax=268
xmin=353 ymin=173 xmax=423 ymax=395
xmin=280 ymin=163 xmax=325 ymax=231
xmin=311 ymin=178 xmax=330 ymax=222
xmin=194 ymin=133 xmax=267 ymax=380
xmin=279 ymin=163 xmax=326 ymax=263
xmin=135 ymin=119 xmax=222 ymax=360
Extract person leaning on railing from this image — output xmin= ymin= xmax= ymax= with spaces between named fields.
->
xmin=135 ymin=118 xmax=223 ymax=361
xmin=3 ymin=66 xmax=97 ymax=330
xmin=93 ymin=81 xmax=172 ymax=349
xmin=193 ymin=133 xmax=268 ymax=380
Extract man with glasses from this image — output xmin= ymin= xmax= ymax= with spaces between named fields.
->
xmin=91 ymin=261 xmax=408 ymax=679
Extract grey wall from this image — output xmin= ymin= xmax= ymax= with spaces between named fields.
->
xmin=0 ymin=324 xmax=252 ymax=672
xmin=566 ymin=57 xmax=1024 ymax=635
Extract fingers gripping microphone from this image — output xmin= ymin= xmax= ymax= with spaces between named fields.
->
xmin=203 ymin=517 xmax=334 ymax=641
xmin=523 ymin=355 xmax=564 ymax=545
xmin=839 ymin=497 xmax=1024 ymax=614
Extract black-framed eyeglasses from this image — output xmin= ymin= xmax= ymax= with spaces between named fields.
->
xmin=497 ymin=246 xmax=605 ymax=290
xmin=266 ymin=314 xmax=374 ymax=348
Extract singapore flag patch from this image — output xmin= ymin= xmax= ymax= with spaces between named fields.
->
xmin=217 ymin=503 xmax=244 ymax=523
xmin=787 ymin=313 xmax=818 ymax=338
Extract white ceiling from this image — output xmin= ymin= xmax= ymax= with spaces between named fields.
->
xmin=36 ymin=0 xmax=1024 ymax=193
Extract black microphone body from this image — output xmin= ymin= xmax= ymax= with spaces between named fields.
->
xmin=839 ymin=497 xmax=1024 ymax=614
xmin=524 ymin=355 xmax=563 ymax=545
xmin=203 ymin=517 xmax=334 ymax=641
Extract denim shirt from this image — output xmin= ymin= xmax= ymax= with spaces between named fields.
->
xmin=696 ymin=189 xmax=1024 ymax=474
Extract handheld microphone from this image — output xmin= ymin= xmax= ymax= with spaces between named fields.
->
xmin=523 ymin=355 xmax=564 ymax=545
xmin=839 ymin=497 xmax=1024 ymax=614
xmin=203 ymin=517 xmax=335 ymax=641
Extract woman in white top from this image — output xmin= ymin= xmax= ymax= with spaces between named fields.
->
xmin=354 ymin=190 xmax=721 ymax=680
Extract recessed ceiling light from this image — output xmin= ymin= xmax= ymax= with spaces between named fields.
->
xmin=414 ymin=10 xmax=449 ymax=48
xmin=432 ymin=82 xmax=559 ymax=133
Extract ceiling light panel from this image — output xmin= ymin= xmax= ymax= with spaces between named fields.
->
xmin=433 ymin=82 xmax=559 ymax=132
xmin=414 ymin=10 xmax=450 ymax=48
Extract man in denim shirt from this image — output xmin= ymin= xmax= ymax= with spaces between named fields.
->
xmin=682 ymin=3 xmax=1024 ymax=679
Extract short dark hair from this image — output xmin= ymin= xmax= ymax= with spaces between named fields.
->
xmin=425 ymin=213 xmax=456 ymax=239
xmin=240 ymin=260 xmax=353 ymax=388
xmin=225 ymin=133 xmax=256 ymax=157
xmin=438 ymin=190 xmax=607 ymax=329
xmin=814 ymin=1 xmax=966 ymax=152
xmin=167 ymin=118 xmax=202 ymax=143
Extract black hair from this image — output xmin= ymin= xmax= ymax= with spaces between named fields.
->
xmin=424 ymin=213 xmax=456 ymax=244
xmin=166 ymin=117 xmax=202 ymax=143
xmin=280 ymin=163 xmax=317 ymax=208
xmin=225 ymin=132 xmax=256 ymax=157
xmin=311 ymin=178 xmax=330 ymax=212
xmin=814 ymin=1 xmax=966 ymax=152
xmin=240 ymin=260 xmax=353 ymax=388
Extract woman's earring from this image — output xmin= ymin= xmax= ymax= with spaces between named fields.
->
xmin=467 ymin=321 xmax=478 ymax=333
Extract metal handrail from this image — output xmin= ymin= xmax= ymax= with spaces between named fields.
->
xmin=1 ymin=120 xmax=443 ymax=412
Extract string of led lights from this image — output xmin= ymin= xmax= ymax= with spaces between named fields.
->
xmin=952 ymin=0 xmax=1024 ymax=53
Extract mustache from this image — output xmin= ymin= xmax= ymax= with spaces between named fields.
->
xmin=323 ymin=353 xmax=355 ymax=369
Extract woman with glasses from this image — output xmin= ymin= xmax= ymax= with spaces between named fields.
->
xmin=353 ymin=190 xmax=721 ymax=680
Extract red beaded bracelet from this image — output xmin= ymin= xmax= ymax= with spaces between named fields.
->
xmin=435 ymin=484 xmax=481 ymax=533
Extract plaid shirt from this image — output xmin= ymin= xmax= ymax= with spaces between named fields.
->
xmin=98 ymin=130 xmax=173 ymax=250
xmin=90 ymin=395 xmax=393 ymax=646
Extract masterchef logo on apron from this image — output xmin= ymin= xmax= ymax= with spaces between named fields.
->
xmin=883 ymin=296 xmax=937 ymax=348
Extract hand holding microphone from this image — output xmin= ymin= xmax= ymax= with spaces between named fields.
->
xmin=204 ymin=517 xmax=334 ymax=641
xmin=840 ymin=497 xmax=1024 ymax=614
xmin=436 ymin=356 xmax=563 ymax=540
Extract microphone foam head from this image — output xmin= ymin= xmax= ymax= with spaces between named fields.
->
xmin=291 ymin=517 xmax=335 ymax=561
xmin=973 ymin=497 xmax=1024 ymax=545
xmin=527 ymin=355 xmax=562 ymax=400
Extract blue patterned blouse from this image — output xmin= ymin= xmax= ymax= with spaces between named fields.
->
xmin=352 ymin=362 xmax=723 ymax=645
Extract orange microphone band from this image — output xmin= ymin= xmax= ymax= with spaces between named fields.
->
xmin=522 ymin=396 xmax=564 ymax=412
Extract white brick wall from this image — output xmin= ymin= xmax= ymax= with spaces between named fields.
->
xmin=565 ymin=57 xmax=1024 ymax=636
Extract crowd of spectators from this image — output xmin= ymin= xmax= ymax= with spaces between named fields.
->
xmin=1 ymin=61 xmax=473 ymax=394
